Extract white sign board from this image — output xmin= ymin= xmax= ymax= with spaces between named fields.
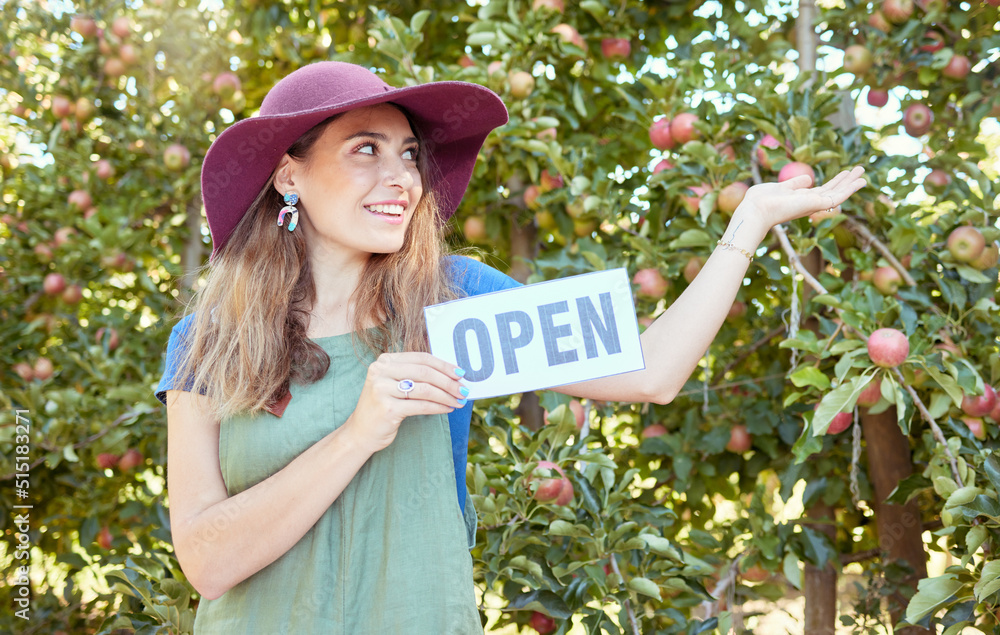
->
xmin=424 ymin=268 xmax=645 ymax=399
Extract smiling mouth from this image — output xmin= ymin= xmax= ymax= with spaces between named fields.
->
xmin=364 ymin=204 xmax=405 ymax=217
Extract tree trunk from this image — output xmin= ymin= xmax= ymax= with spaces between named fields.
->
xmin=803 ymin=502 xmax=837 ymax=635
xmin=860 ymin=408 xmax=932 ymax=634
xmin=509 ymin=212 xmax=544 ymax=430
xmin=180 ymin=196 xmax=204 ymax=303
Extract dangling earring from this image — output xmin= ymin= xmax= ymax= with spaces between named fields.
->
xmin=277 ymin=192 xmax=299 ymax=232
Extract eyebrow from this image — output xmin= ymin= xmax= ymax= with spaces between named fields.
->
xmin=344 ymin=131 xmax=419 ymax=145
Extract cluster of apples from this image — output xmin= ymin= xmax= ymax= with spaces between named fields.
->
xmin=69 ymin=14 xmax=139 ymax=81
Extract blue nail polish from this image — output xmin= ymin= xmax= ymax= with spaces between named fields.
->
xmin=457 ymin=398 xmax=468 ymax=407
xmin=460 ymin=386 xmax=470 ymax=397
xmin=455 ymin=368 xmax=466 ymax=377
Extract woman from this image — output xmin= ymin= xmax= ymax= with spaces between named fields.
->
xmin=155 ymin=61 xmax=865 ymax=633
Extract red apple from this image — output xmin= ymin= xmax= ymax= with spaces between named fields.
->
xmin=633 ymin=268 xmax=669 ymax=299
xmin=652 ymin=158 xmax=673 ymax=174
xmin=103 ymin=57 xmax=126 ymax=77
xmin=62 ymin=284 xmax=83 ymax=304
xmin=51 ymin=95 xmax=73 ymax=119
xmin=212 ymin=72 xmax=242 ymax=98
xmin=882 ymin=0 xmax=913 ymax=23
xmin=866 ymin=328 xmax=909 ymax=368
xmin=486 ymin=61 xmax=504 ymax=77
xmin=111 ymin=16 xmax=132 ymax=39
xmin=53 ymin=227 xmax=76 ymax=247
xmin=550 ymin=24 xmax=585 ymax=49
xmin=756 ymin=134 xmax=782 ymax=169
xmin=988 ymin=396 xmax=1000 ymax=423
xmin=867 ymin=89 xmax=889 ymax=107
xmin=457 ymin=55 xmax=475 ymax=68
xmin=163 ymin=144 xmax=191 ymax=171
xmin=539 ymin=169 xmax=563 ymax=192
xmin=118 ymin=43 xmax=138 ymax=66
xmin=681 ymin=183 xmax=711 ymax=215
xmin=669 ymin=113 xmax=700 ymax=144
xmin=648 ymin=118 xmax=674 ymax=150
xmin=118 ymin=448 xmax=144 ymax=471
xmin=726 ymin=424 xmax=752 ymax=452
xmin=70 ymin=15 xmax=98 ymax=39
xmin=529 ymin=611 xmax=556 ymax=634
xmin=947 ymin=226 xmax=985 ymax=263
xmin=970 ymin=243 xmax=999 ymax=270
xmin=43 ymin=273 xmax=67 ymax=296
xmin=682 ymin=256 xmax=705 ymax=283
xmin=96 ymin=453 xmax=119 ymax=470
xmin=96 ymin=526 xmax=113 ymax=550
xmin=942 ymin=54 xmax=971 ymax=80
xmin=13 ymin=362 xmax=34 ymax=381
xmin=827 ymin=411 xmax=853 ymax=434
xmin=924 ymin=169 xmax=950 ymax=192
xmin=962 ymin=385 xmax=997 ymax=418
xmin=868 ymin=11 xmax=891 ymax=32
xmin=726 ymin=300 xmax=747 ymax=322
xmin=843 ymin=45 xmax=873 ymax=75
xmin=641 ymin=424 xmax=667 ymax=438
xmin=903 ymin=103 xmax=932 ymax=137
xmin=94 ymin=159 xmax=115 ymax=180
xmin=463 ymin=216 xmax=487 ymax=242
xmin=68 ymin=189 xmax=92 ymax=211
xmin=778 ymin=161 xmax=815 ymax=186
xmin=717 ymin=182 xmax=749 ymax=214
xmin=857 ymin=380 xmax=882 ymax=408
xmin=919 ymin=31 xmax=945 ymax=53
xmin=96 ymin=327 xmax=120 ymax=351
xmin=532 ymin=0 xmax=564 ymax=12
xmin=508 ymin=71 xmax=535 ymax=99
xmin=872 ymin=266 xmax=903 ymax=295
xmin=524 ymin=185 xmax=541 ymax=209
xmin=555 ymin=479 xmax=574 ymax=505
xmin=74 ymin=97 xmax=95 ymax=121
xmin=601 ymin=38 xmax=631 ymax=60
xmin=963 ymin=417 xmax=986 ymax=440
xmin=33 ymin=357 xmax=54 ymax=381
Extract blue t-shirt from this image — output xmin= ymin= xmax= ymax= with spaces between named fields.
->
xmin=154 ymin=255 xmax=521 ymax=512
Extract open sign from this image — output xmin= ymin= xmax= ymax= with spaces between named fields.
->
xmin=424 ymin=268 xmax=645 ymax=399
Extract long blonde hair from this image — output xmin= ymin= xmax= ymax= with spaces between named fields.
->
xmin=169 ymin=112 xmax=457 ymax=421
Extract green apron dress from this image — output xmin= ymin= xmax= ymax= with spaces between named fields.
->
xmin=191 ymin=333 xmax=484 ymax=634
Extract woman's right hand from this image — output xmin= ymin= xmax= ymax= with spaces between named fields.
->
xmin=343 ymin=352 xmax=468 ymax=454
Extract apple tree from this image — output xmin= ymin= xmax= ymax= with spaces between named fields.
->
xmin=1 ymin=0 xmax=999 ymax=633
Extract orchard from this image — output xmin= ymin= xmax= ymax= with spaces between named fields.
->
xmin=1 ymin=0 xmax=999 ymax=634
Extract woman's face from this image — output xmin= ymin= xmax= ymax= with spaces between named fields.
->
xmin=278 ymin=104 xmax=423 ymax=262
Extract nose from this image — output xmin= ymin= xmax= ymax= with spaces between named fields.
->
xmin=382 ymin=154 xmax=416 ymax=191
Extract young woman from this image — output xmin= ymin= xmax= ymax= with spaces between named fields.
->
xmin=155 ymin=61 xmax=866 ymax=633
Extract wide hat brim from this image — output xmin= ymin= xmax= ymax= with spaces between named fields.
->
xmin=200 ymin=62 xmax=509 ymax=261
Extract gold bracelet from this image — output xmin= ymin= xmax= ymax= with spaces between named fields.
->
xmin=716 ymin=239 xmax=753 ymax=263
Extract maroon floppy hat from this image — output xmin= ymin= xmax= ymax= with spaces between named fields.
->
xmin=200 ymin=61 xmax=509 ymax=261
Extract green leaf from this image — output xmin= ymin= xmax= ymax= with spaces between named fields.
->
xmin=974 ymin=561 xmax=1000 ymax=601
xmin=905 ymin=575 xmax=963 ymax=623
xmin=924 ymin=365 xmax=963 ymax=406
xmin=507 ymin=590 xmax=573 ymax=619
xmin=955 ymin=265 xmax=991 ymax=284
xmin=966 ymin=526 xmax=988 ymax=555
xmin=783 ymin=552 xmax=802 ymax=590
xmin=812 ymin=376 xmax=866 ymax=435
xmin=409 ymin=9 xmax=430 ymax=33
xmin=983 ymin=455 xmax=1000 ymax=493
xmin=790 ymin=366 xmax=830 ymax=390
xmin=627 ymin=576 xmax=661 ymax=598
xmin=668 ymin=229 xmax=713 ymax=249
xmin=642 ymin=534 xmax=680 ymax=559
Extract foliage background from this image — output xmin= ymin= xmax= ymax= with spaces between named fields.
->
xmin=1 ymin=0 xmax=999 ymax=633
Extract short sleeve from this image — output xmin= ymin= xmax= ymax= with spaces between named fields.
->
xmin=443 ymin=255 xmax=522 ymax=297
xmin=154 ymin=314 xmax=197 ymax=406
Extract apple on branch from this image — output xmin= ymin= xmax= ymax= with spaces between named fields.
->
xmin=867 ymin=328 xmax=909 ymax=368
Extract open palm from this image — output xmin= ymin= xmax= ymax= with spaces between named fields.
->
xmin=743 ymin=166 xmax=867 ymax=229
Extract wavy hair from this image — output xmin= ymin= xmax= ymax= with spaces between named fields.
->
xmin=168 ymin=110 xmax=457 ymax=421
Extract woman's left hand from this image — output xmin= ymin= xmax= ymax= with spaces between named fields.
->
xmin=738 ymin=166 xmax=867 ymax=231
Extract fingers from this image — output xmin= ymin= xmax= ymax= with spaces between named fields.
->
xmin=370 ymin=352 xmax=468 ymax=407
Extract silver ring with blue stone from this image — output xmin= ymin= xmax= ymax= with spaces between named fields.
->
xmin=397 ymin=379 xmax=415 ymax=398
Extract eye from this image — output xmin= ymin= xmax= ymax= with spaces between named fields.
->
xmin=403 ymin=146 xmax=419 ymax=161
xmin=355 ymin=141 xmax=378 ymax=155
